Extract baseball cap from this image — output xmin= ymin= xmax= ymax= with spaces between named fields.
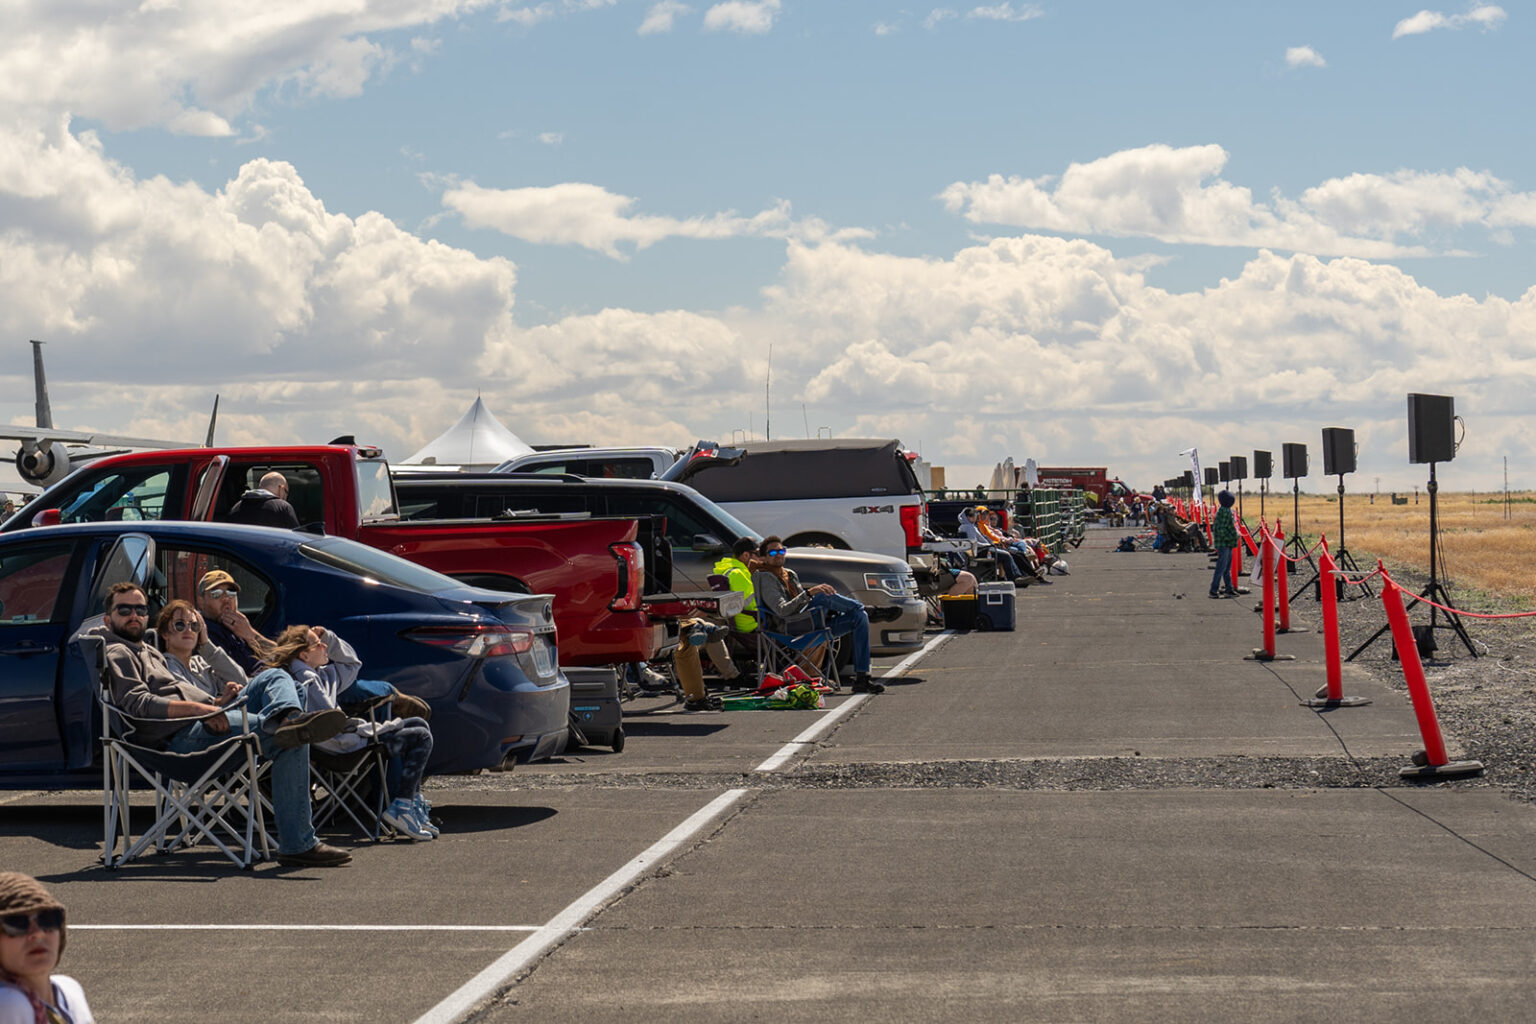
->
xmin=198 ymin=569 xmax=240 ymax=594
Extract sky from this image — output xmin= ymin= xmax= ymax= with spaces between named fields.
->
xmin=2 ymin=1 xmax=1534 ymax=496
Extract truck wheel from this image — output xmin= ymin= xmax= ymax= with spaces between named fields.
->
xmin=785 ymin=532 xmax=849 ymax=550
xmin=611 ymin=728 xmax=625 ymax=753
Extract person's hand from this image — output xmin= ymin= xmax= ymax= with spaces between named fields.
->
xmin=203 ymin=707 xmax=230 ymax=733
xmin=190 ymin=609 xmax=209 ymax=646
xmin=810 ymin=583 xmax=835 ymax=596
xmin=220 ymin=607 xmax=257 ymax=640
xmin=218 ymin=681 xmax=242 ymax=705
xmin=312 ymin=626 xmax=327 ymax=641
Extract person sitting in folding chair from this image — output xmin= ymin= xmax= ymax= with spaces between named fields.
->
xmin=264 ymin=625 xmax=438 ymax=843
xmin=753 ymin=536 xmax=882 ymax=695
xmin=155 ymin=600 xmax=248 ymax=706
xmin=89 ymin=582 xmax=353 ymax=869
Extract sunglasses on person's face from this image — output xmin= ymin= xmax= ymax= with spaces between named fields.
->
xmin=204 ymin=588 xmax=238 ymax=599
xmin=766 ymin=548 xmax=787 ymax=557
xmin=168 ymin=620 xmax=197 ymax=633
xmin=0 ymin=909 xmax=64 ymax=937
xmin=111 ymin=604 xmax=148 ymax=618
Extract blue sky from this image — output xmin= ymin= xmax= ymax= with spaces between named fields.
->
xmin=2 ymin=1 xmax=1533 ymax=493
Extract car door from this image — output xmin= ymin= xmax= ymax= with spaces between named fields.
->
xmin=0 ymin=538 xmax=87 ymax=769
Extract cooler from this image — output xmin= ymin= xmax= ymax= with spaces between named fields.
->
xmin=976 ymin=581 xmax=1016 ymax=632
xmin=939 ymin=594 xmax=978 ymax=631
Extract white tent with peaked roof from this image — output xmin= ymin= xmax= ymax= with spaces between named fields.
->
xmin=401 ymin=397 xmax=534 ymax=469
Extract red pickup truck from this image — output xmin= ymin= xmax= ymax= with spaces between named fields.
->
xmin=3 ymin=444 xmax=672 ymax=666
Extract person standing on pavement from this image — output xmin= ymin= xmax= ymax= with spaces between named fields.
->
xmin=1209 ymin=490 xmax=1242 ymax=599
xmin=0 ymin=872 xmax=93 ymax=1024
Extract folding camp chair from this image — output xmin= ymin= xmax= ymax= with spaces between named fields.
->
xmin=77 ymin=633 xmax=271 ymax=870
xmin=308 ymin=692 xmax=391 ymax=840
xmin=750 ymin=572 xmax=842 ymax=691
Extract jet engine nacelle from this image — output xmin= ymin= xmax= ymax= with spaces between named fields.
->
xmin=16 ymin=442 xmax=72 ymax=487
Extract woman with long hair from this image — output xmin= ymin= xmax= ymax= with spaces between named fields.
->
xmin=0 ymin=872 xmax=93 ymax=1023
xmin=261 ymin=625 xmax=438 ymax=841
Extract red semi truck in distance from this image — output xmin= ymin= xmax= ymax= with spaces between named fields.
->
xmin=1034 ymin=467 xmax=1142 ymax=507
xmin=3 ymin=444 xmax=677 ymax=667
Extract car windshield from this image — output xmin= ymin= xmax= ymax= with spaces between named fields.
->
xmin=684 ymin=490 xmax=762 ymax=544
xmin=299 ymin=536 xmax=463 ymax=593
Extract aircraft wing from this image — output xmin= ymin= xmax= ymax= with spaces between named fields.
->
xmin=0 ymin=426 xmax=196 ymax=449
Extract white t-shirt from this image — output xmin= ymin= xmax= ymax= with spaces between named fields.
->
xmin=0 ymin=976 xmax=94 ymax=1023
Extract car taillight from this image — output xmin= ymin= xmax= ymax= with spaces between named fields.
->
xmin=610 ymin=541 xmax=644 ymax=612
xmin=404 ymin=624 xmax=533 ymax=658
xmin=900 ymin=504 xmax=923 ymax=549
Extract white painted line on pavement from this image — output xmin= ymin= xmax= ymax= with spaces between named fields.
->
xmin=72 ymin=924 xmax=542 ymax=932
xmin=413 ymin=787 xmax=749 ymax=1024
xmin=752 ymin=629 xmax=955 ymax=773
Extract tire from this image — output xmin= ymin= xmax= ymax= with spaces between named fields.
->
xmin=785 ymin=532 xmax=850 ymax=550
xmin=611 ymin=728 xmax=625 ymax=753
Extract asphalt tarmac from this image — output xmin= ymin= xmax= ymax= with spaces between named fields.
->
xmin=4 ymin=535 xmax=1535 ymax=1022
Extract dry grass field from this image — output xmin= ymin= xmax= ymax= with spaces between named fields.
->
xmin=1241 ymin=490 xmax=1536 ymax=609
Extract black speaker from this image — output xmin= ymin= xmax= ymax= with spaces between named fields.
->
xmin=1204 ymin=468 xmax=1218 ymax=486
xmin=1229 ymin=455 xmax=1247 ymax=480
xmin=1218 ymin=461 xmax=1230 ymax=482
xmin=1253 ymin=450 xmax=1272 ymax=479
xmin=1321 ymin=427 xmax=1356 ymax=476
xmin=1407 ymin=393 xmax=1456 ymax=464
xmin=1182 ymin=470 xmax=1195 ymax=488
xmin=1282 ymin=443 xmax=1307 ymax=479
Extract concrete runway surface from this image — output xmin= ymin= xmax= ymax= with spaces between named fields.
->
xmin=4 ymin=536 xmax=1535 ymax=1023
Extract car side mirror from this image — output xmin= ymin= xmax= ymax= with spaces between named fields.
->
xmin=33 ymin=508 xmax=61 ymax=527
xmin=692 ymin=533 xmax=725 ymax=553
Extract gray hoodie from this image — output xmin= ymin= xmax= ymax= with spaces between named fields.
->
xmin=85 ymin=621 xmax=210 ymax=747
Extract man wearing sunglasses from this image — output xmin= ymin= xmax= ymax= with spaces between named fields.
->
xmin=88 ymin=581 xmax=353 ymax=867
xmin=754 ymin=536 xmax=882 ymax=694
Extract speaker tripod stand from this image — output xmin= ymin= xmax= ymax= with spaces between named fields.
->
xmin=1293 ymin=475 xmax=1371 ymax=603
xmin=1347 ymin=462 xmax=1476 ymax=661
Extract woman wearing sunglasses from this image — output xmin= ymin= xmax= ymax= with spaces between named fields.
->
xmin=0 ymin=872 xmax=93 ymax=1023
xmin=154 ymin=600 xmax=249 ymax=706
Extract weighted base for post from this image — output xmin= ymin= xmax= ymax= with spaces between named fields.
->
xmin=1277 ymin=624 xmax=1310 ymax=634
xmin=1303 ymin=695 xmax=1372 ymax=708
xmin=1399 ymin=759 xmax=1484 ymax=780
xmin=1246 ymin=649 xmax=1296 ymax=662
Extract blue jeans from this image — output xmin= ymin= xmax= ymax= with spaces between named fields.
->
xmin=1210 ymin=546 xmax=1235 ymax=596
xmin=810 ymin=592 xmax=871 ymax=674
xmin=379 ymin=718 xmax=433 ymax=800
xmin=166 ymin=670 xmax=316 ymax=856
xmin=338 ymin=678 xmax=405 ymax=796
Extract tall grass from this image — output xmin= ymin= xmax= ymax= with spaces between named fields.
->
xmin=1249 ymin=490 xmax=1536 ymax=608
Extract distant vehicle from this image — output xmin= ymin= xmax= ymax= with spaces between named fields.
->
xmin=491 ymin=446 xmax=686 ymax=480
xmin=1 ymin=340 xmax=209 ymax=488
xmin=0 ymin=520 xmax=567 ymax=787
xmin=393 ymin=473 xmax=929 ymax=656
xmin=1035 ymin=467 xmax=1141 ymax=508
xmin=672 ymin=439 xmax=928 ymax=560
xmin=3 ymin=443 xmax=676 ymax=668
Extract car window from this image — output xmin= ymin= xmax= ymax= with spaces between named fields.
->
xmin=52 ymin=465 xmax=182 ymax=525
xmin=688 ymin=443 xmax=919 ymax=502
xmin=0 ymin=542 xmax=75 ymax=625
xmin=299 ymin=537 xmax=465 ymax=594
xmin=156 ymin=545 xmax=277 ymax=630
xmin=356 ymin=459 xmax=397 ymax=520
xmin=601 ymin=491 xmax=722 ymax=547
xmin=218 ymin=462 xmax=325 ymax=526
xmin=472 ymin=489 xmax=591 ymax=517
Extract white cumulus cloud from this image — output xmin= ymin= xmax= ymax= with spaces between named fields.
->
xmin=1285 ymin=45 xmax=1326 ymax=69
xmin=439 ymin=181 xmax=797 ymax=258
xmin=702 ymin=0 xmax=781 ymax=34
xmin=640 ymin=1 xmax=692 ymax=34
xmin=966 ymin=3 xmax=1043 ymax=22
xmin=1393 ymin=5 xmax=1506 ymax=38
xmin=924 ymin=9 xmax=958 ymax=29
xmin=940 ymin=143 xmax=1536 ymax=257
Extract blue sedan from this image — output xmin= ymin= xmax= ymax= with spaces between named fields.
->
xmin=0 ymin=521 xmax=568 ymax=784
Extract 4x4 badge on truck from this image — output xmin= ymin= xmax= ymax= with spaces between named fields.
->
xmin=851 ymin=505 xmax=895 ymax=514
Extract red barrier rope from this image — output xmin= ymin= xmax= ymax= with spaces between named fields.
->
xmin=1276 ymin=537 xmax=1327 ymax=565
xmin=1400 ymin=591 xmax=1536 ymax=621
xmin=1328 ymin=567 xmax=1385 ymax=587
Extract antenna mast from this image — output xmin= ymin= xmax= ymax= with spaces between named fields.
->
xmin=765 ymin=343 xmax=772 ymax=441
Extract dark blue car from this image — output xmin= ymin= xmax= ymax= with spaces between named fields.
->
xmin=0 ymin=521 xmax=568 ymax=785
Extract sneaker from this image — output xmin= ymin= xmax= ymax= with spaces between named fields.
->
xmin=682 ymin=697 xmax=721 ymax=712
xmin=270 ymin=708 xmax=348 ymax=750
xmin=411 ymin=795 xmax=441 ymax=837
xmin=635 ymin=666 xmax=672 ymax=692
xmin=1234 ymin=587 xmax=1252 ymax=595
xmin=1208 ymin=593 xmax=1223 ymax=599
xmin=382 ymin=798 xmax=434 ymax=841
xmin=277 ymin=841 xmax=351 ymax=867
xmin=391 ymin=692 xmax=433 ymax=722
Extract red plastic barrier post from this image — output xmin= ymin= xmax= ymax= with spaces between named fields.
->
xmin=1260 ymin=530 xmax=1276 ymax=656
xmin=1239 ymin=520 xmax=1258 ymax=558
xmin=1303 ymin=537 xmax=1370 ymax=708
xmin=1276 ymin=520 xmax=1292 ymax=633
xmin=1381 ymin=568 xmax=1481 ymax=777
xmin=1319 ymin=542 xmax=1341 ymax=697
